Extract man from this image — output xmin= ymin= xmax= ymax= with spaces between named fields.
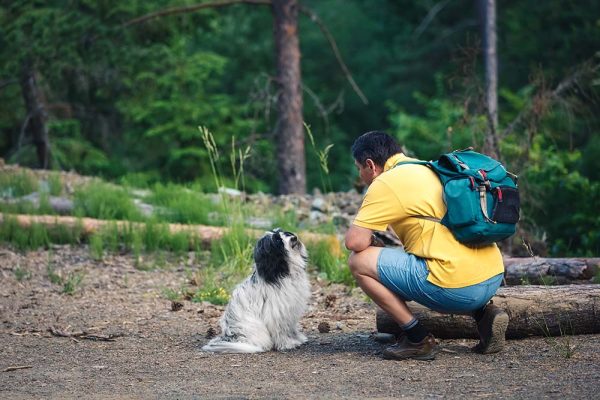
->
xmin=345 ymin=131 xmax=508 ymax=361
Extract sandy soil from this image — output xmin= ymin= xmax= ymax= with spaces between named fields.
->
xmin=1 ymin=246 xmax=599 ymax=399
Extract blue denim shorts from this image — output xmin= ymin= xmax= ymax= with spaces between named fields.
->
xmin=376 ymin=247 xmax=503 ymax=314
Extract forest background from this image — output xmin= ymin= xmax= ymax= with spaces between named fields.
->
xmin=1 ymin=0 xmax=599 ymax=257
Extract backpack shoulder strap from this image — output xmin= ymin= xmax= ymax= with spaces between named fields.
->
xmin=393 ymin=160 xmax=431 ymax=168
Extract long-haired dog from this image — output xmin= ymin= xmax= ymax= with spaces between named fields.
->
xmin=202 ymin=229 xmax=311 ymax=353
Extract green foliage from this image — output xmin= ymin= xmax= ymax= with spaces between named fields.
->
xmin=62 ymin=272 xmax=85 ymax=295
xmin=307 ymin=237 xmax=354 ymax=286
xmin=146 ymin=183 xmax=218 ymax=225
xmin=388 ymin=83 xmax=486 ymax=160
xmin=521 ymin=137 xmax=600 ymax=256
xmin=0 ymin=171 xmax=37 ymax=198
xmin=73 ymin=181 xmax=144 ymax=221
xmin=1 ymin=0 xmax=599 ymax=257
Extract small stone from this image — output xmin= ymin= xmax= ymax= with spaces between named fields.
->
xmin=317 ymin=321 xmax=330 ymax=333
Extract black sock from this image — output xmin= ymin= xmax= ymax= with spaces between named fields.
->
xmin=401 ymin=318 xmax=429 ymax=343
xmin=473 ymin=306 xmax=487 ymax=323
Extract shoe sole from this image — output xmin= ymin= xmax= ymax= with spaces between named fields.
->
xmin=383 ymin=347 xmax=438 ymax=361
xmin=479 ymin=311 xmax=509 ymax=354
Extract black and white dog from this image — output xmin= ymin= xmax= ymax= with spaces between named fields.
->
xmin=202 ymin=229 xmax=311 ymax=353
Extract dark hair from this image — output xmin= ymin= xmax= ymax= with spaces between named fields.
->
xmin=351 ymin=131 xmax=402 ymax=167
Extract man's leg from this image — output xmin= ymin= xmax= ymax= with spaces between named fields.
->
xmin=348 ymin=248 xmax=414 ymax=325
xmin=348 ymin=248 xmax=437 ymax=360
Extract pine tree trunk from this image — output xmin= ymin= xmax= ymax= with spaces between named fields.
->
xmin=20 ymin=59 xmax=51 ymax=169
xmin=376 ymin=285 xmax=600 ymax=339
xmin=272 ymin=0 xmax=306 ymax=194
xmin=480 ymin=0 xmax=499 ymax=160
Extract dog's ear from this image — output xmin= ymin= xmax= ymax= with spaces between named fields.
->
xmin=254 ymin=233 xmax=290 ymax=284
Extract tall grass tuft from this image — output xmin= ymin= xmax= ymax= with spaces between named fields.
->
xmin=305 ymin=122 xmax=334 ymax=193
xmin=307 ymin=236 xmax=354 ymax=286
xmin=146 ymin=183 xmax=219 ymax=225
xmin=73 ymin=180 xmax=144 ymax=221
xmin=0 ymin=171 xmax=37 ymax=198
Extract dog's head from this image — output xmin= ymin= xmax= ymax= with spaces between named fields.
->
xmin=253 ymin=228 xmax=308 ymax=284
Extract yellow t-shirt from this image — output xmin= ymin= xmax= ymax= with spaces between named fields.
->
xmin=353 ymin=153 xmax=504 ymax=288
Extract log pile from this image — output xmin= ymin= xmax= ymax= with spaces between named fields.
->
xmin=376 ymin=284 xmax=600 ymax=339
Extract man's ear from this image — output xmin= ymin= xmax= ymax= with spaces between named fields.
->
xmin=365 ymin=158 xmax=376 ymax=171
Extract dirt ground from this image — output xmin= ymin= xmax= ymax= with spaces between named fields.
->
xmin=1 ymin=245 xmax=599 ymax=399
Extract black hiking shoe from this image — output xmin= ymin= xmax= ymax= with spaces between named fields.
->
xmin=472 ymin=303 xmax=509 ymax=354
xmin=382 ymin=334 xmax=438 ymax=361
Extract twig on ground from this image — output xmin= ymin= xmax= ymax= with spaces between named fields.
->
xmin=47 ymin=326 xmax=124 ymax=342
xmin=3 ymin=365 xmax=33 ymax=372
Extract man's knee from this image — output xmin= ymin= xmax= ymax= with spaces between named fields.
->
xmin=348 ymin=249 xmax=379 ymax=279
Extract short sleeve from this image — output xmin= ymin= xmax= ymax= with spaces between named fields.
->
xmin=353 ymin=178 xmax=406 ymax=231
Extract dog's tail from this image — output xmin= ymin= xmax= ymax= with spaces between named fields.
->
xmin=202 ymin=338 xmax=265 ymax=353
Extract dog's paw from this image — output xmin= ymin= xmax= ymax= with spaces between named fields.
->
xmin=296 ymin=332 xmax=308 ymax=344
xmin=275 ymin=337 xmax=304 ymax=351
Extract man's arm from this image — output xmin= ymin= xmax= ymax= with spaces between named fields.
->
xmin=345 ymin=224 xmax=384 ymax=252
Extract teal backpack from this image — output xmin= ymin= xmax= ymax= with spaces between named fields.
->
xmin=395 ymin=148 xmax=520 ymax=246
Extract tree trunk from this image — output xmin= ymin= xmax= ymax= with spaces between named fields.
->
xmin=376 ymin=285 xmax=600 ymax=339
xmin=272 ymin=0 xmax=306 ymax=194
xmin=504 ymin=257 xmax=600 ymax=285
xmin=479 ymin=0 xmax=499 ymax=160
xmin=20 ymin=59 xmax=51 ymax=169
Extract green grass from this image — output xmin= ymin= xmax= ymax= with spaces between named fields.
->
xmin=47 ymin=172 xmax=63 ymax=196
xmin=14 ymin=265 xmax=31 ymax=281
xmin=62 ymin=272 xmax=84 ymax=295
xmin=73 ymin=180 xmax=144 ymax=221
xmin=0 ymin=170 xmax=37 ymax=198
xmin=307 ymin=236 xmax=354 ymax=286
xmin=89 ymin=233 xmax=104 ymax=260
xmin=146 ymin=183 xmax=220 ymax=225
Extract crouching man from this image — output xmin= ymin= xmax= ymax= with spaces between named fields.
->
xmin=345 ymin=131 xmax=509 ymax=361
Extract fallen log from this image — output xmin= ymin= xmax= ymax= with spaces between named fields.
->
xmin=503 ymin=257 xmax=599 ymax=284
xmin=376 ymin=284 xmax=600 ymax=339
xmin=0 ymin=213 xmax=337 ymax=249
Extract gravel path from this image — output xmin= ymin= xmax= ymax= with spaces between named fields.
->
xmin=1 ymin=246 xmax=599 ymax=399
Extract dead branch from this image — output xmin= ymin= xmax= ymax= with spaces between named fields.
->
xmin=2 ymin=366 xmax=33 ymax=372
xmin=500 ymin=60 xmax=600 ymax=140
xmin=47 ymin=326 xmax=124 ymax=342
xmin=121 ymin=0 xmax=271 ymax=27
xmin=298 ymin=5 xmax=368 ymax=105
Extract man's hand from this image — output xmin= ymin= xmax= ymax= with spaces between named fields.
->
xmin=370 ymin=234 xmax=386 ymax=248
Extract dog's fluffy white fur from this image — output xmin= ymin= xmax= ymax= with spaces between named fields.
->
xmin=202 ymin=229 xmax=311 ymax=353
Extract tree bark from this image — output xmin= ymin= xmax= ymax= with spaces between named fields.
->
xmin=272 ymin=0 xmax=306 ymax=194
xmin=504 ymin=257 xmax=600 ymax=285
xmin=20 ymin=59 xmax=51 ymax=169
xmin=479 ymin=0 xmax=499 ymax=160
xmin=376 ymin=285 xmax=600 ymax=339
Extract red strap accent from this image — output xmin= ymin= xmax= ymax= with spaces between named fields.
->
xmin=497 ymin=187 xmax=503 ymax=202
xmin=469 ymin=176 xmax=475 ymax=189
xmin=479 ymin=169 xmax=487 ymax=180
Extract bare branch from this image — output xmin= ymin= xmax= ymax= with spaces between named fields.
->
xmin=500 ymin=60 xmax=600 ymax=139
xmin=299 ymin=5 xmax=369 ymax=105
xmin=122 ymin=0 xmax=271 ymax=28
xmin=413 ymin=0 xmax=451 ymax=39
